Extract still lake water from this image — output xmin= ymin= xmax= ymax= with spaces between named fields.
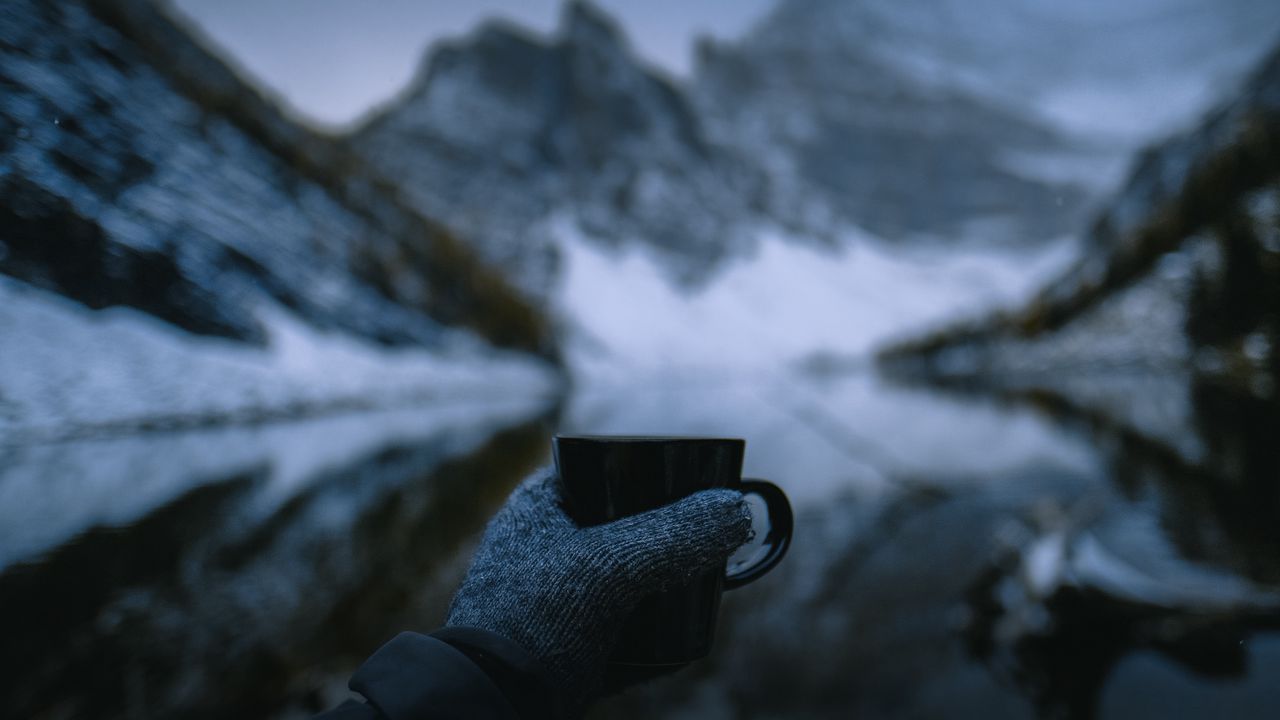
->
xmin=1 ymin=369 xmax=1277 ymax=719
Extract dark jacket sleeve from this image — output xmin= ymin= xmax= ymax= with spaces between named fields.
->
xmin=315 ymin=629 xmax=558 ymax=720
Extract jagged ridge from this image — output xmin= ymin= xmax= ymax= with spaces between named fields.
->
xmin=878 ymin=43 xmax=1280 ymax=453
xmin=0 ymin=0 xmax=556 ymax=358
xmin=351 ymin=1 xmax=764 ymax=295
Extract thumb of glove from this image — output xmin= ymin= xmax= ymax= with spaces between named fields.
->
xmin=583 ymin=488 xmax=754 ymax=596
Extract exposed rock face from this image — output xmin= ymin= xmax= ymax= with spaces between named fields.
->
xmin=0 ymin=0 xmax=555 ymax=357
xmin=351 ymin=2 xmax=765 ymax=296
xmin=880 ymin=43 xmax=1280 ymax=457
xmin=741 ymin=0 xmax=1280 ymax=142
xmin=350 ymin=1 xmax=1112 ymax=298
xmin=692 ymin=0 xmax=1089 ymax=245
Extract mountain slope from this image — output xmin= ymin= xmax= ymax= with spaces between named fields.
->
xmin=0 ymin=0 xmax=562 ymax=440
xmin=692 ymin=1 xmax=1091 ymax=245
xmin=352 ymin=2 xmax=763 ymax=296
xmin=880 ymin=41 xmax=1280 ymax=456
xmin=350 ymin=1 xmax=1114 ymax=301
xmin=751 ymin=0 xmax=1280 ymax=144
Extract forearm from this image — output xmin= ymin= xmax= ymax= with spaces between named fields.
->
xmin=317 ymin=629 xmax=558 ymax=720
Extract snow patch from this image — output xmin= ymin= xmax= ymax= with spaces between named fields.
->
xmin=556 ymin=225 xmax=1079 ymax=376
xmin=0 ymin=276 xmax=560 ymax=443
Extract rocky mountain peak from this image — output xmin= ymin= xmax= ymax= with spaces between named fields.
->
xmin=361 ymin=0 xmax=703 ymax=168
xmin=352 ymin=0 xmax=1276 ymax=300
xmin=559 ymin=0 xmax=627 ymax=55
xmin=349 ymin=1 xmax=750 ymax=295
xmin=747 ymin=0 xmax=1280 ymax=143
xmin=0 ymin=0 xmax=560 ymax=443
xmin=552 ymin=4 xmax=707 ymax=171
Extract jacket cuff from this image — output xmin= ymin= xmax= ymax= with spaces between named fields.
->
xmin=432 ymin=626 xmax=561 ymax=720
xmin=349 ymin=631 xmax=521 ymax=719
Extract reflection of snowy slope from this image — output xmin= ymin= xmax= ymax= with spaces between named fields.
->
xmin=0 ymin=396 xmax=547 ymax=572
xmin=0 ymin=277 xmax=558 ymax=444
xmin=600 ymin=448 xmax=1280 ymax=717
xmin=0 ymin=398 xmax=552 ymax=718
xmin=564 ymin=371 xmax=1101 ymax=507
xmin=1069 ymin=524 xmax=1280 ymax=610
xmin=1005 ymin=493 xmax=1280 ymax=615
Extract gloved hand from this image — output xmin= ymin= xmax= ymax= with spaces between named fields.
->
xmin=445 ymin=467 xmax=752 ymax=713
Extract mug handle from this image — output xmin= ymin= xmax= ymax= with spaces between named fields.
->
xmin=724 ymin=479 xmax=793 ymax=590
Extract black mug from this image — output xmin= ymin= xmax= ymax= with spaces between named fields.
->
xmin=553 ymin=435 xmax=793 ymax=666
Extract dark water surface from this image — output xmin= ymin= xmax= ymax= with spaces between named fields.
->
xmin=0 ymin=401 xmax=557 ymax=718
xmin=1 ymin=372 xmax=1278 ymax=718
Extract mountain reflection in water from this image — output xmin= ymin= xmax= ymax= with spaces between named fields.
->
xmin=582 ymin=371 xmax=1280 ymax=719
xmin=1 ymin=371 xmax=1278 ymax=718
xmin=0 ymin=400 xmax=557 ymax=718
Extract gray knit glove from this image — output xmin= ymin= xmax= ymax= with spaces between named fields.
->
xmin=445 ymin=467 xmax=752 ymax=712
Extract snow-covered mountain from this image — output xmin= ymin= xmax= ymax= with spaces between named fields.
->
xmin=0 ymin=0 xmax=561 ymax=441
xmin=694 ymin=0 xmax=1279 ymax=242
xmin=751 ymin=0 xmax=1279 ymax=145
xmin=880 ymin=40 xmax=1280 ymax=459
xmin=350 ymin=1 xmax=1101 ymax=300
xmin=691 ymin=1 xmax=1090 ymax=246
xmin=351 ymin=2 xmax=766 ymax=297
xmin=351 ymin=0 xmax=1278 ymax=320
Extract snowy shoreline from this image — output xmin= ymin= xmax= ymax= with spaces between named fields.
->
xmin=0 ymin=393 xmax=553 ymax=573
xmin=0 ymin=276 xmax=564 ymax=446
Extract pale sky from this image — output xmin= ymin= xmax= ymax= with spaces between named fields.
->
xmin=167 ymin=0 xmax=774 ymax=130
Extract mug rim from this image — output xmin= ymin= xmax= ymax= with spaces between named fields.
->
xmin=554 ymin=434 xmax=745 ymax=444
